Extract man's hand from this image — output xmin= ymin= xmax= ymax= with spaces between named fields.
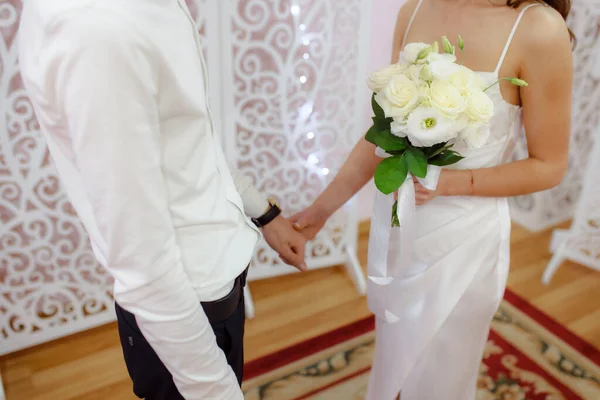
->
xmin=262 ymin=215 xmax=308 ymax=272
xmin=290 ymin=204 xmax=330 ymax=240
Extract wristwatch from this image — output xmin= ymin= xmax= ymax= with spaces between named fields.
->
xmin=252 ymin=197 xmax=282 ymax=228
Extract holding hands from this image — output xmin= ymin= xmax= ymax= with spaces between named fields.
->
xmin=262 ymin=215 xmax=308 ymax=272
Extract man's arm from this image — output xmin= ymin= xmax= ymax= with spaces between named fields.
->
xmin=231 ymin=172 xmax=307 ymax=271
xmin=48 ymin=10 xmax=242 ymax=398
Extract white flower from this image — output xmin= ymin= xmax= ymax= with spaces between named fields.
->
xmin=449 ymin=65 xmax=477 ymax=93
xmin=450 ymin=66 xmax=489 ymax=93
xmin=464 ymin=88 xmax=495 ymax=123
xmin=417 ymin=81 xmax=430 ymax=102
xmin=400 ymin=42 xmax=429 ymax=64
xmin=429 ymin=79 xmax=467 ymax=118
xmin=406 ymin=64 xmax=423 ymax=83
xmin=390 ymin=118 xmax=408 ymax=137
xmin=405 ymin=107 xmax=463 ymax=147
xmin=427 ymin=52 xmax=457 ymax=64
xmin=375 ymin=74 xmax=420 ymax=119
xmin=367 ymin=63 xmax=407 ymax=93
xmin=429 ymin=59 xmax=461 ymax=81
xmin=460 ymin=123 xmax=491 ymax=149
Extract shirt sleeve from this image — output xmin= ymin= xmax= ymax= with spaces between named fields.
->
xmin=231 ymin=171 xmax=270 ymax=218
xmin=47 ymin=10 xmax=243 ymax=399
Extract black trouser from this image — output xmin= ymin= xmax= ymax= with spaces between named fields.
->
xmin=115 ymin=276 xmax=246 ymax=400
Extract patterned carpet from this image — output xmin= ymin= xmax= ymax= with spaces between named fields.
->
xmin=242 ymin=290 xmax=600 ymax=400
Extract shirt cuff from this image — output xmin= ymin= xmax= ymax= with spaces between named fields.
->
xmin=232 ymin=172 xmax=270 ymax=219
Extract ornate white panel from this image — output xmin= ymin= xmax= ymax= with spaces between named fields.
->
xmin=509 ymin=1 xmax=600 ymax=231
xmin=543 ymin=129 xmax=600 ymax=283
xmin=218 ymin=0 xmax=371 ymax=280
xmin=0 ymin=0 xmax=211 ymax=356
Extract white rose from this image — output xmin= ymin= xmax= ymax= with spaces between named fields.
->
xmin=429 ymin=79 xmax=467 ymax=118
xmin=405 ymin=107 xmax=462 ymax=147
xmin=390 ymin=118 xmax=408 ymax=137
xmin=449 ymin=65 xmax=477 ymax=93
xmin=429 ymin=59 xmax=461 ymax=81
xmin=464 ymin=88 xmax=495 ymax=123
xmin=375 ymin=74 xmax=420 ymax=119
xmin=460 ymin=123 xmax=491 ymax=150
xmin=367 ymin=63 xmax=407 ymax=93
xmin=400 ymin=42 xmax=429 ymax=64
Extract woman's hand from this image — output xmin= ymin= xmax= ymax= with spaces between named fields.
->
xmin=413 ymin=169 xmax=473 ymax=205
xmin=290 ymin=204 xmax=332 ymax=240
xmin=413 ymin=175 xmax=440 ymax=206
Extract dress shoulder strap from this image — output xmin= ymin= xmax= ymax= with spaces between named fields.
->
xmin=401 ymin=0 xmax=425 ymax=48
xmin=494 ymin=3 xmax=542 ymax=74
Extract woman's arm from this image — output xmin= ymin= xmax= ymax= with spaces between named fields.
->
xmin=433 ymin=8 xmax=573 ymax=199
xmin=292 ymin=1 xmax=420 ymax=236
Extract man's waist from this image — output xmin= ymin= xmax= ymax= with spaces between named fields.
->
xmin=181 ymin=223 xmax=258 ymax=302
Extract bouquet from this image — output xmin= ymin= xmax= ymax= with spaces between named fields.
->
xmin=366 ymin=36 xmax=527 ymax=226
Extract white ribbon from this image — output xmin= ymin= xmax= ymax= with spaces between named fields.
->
xmin=367 ymin=148 xmax=441 ymax=323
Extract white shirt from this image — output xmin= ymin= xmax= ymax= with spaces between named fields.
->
xmin=18 ymin=0 xmax=269 ymax=398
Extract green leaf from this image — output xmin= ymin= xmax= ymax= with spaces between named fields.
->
xmin=371 ymin=93 xmax=385 ymax=118
xmin=426 ymin=143 xmax=453 ymax=159
xmin=374 ymin=130 xmax=408 ymax=152
xmin=365 ymin=124 xmax=379 ymax=145
xmin=429 ymin=150 xmax=464 ymax=167
xmin=374 ymin=155 xmax=408 ymax=195
xmin=372 ymin=116 xmax=391 ymax=131
xmin=405 ymin=147 xmax=428 ymax=178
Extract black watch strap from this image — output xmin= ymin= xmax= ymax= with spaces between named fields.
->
xmin=252 ymin=200 xmax=281 ymax=228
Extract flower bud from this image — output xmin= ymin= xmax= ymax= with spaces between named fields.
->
xmin=508 ymin=77 xmax=528 ymax=87
xmin=441 ymin=36 xmax=454 ymax=55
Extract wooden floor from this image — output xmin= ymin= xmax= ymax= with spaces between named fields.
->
xmin=2 ymin=221 xmax=600 ymax=400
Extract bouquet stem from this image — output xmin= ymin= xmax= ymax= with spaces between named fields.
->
xmin=391 ymin=200 xmax=400 ymax=227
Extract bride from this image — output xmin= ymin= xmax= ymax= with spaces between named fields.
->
xmin=292 ymin=0 xmax=574 ymax=398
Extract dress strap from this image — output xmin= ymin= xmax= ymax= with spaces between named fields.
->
xmin=493 ymin=3 xmax=541 ymax=74
xmin=401 ymin=0 xmax=425 ymax=48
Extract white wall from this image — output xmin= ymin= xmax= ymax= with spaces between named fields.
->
xmin=357 ymin=0 xmax=405 ymax=220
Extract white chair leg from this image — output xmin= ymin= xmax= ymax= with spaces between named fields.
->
xmin=542 ymin=244 xmax=567 ymax=285
xmin=345 ymin=245 xmax=367 ymax=295
xmin=0 ymin=368 xmax=6 ymax=400
xmin=244 ymin=285 xmax=255 ymax=319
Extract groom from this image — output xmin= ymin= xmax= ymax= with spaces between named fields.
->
xmin=18 ymin=1 xmax=307 ymax=399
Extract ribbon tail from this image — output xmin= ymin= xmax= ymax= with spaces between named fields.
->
xmin=367 ymin=165 xmax=442 ymax=323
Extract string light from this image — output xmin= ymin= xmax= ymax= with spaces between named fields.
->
xmin=299 ymin=75 xmax=307 ymax=84
xmin=299 ymin=24 xmax=306 ymax=31
xmin=306 ymin=131 xmax=315 ymax=139
xmin=308 ymin=154 xmax=319 ymax=165
xmin=303 ymin=53 xmax=310 ymax=60
xmin=321 ymin=168 xmax=330 ymax=176
xmin=291 ymin=5 xmax=300 ymax=16
xmin=302 ymin=37 xmax=310 ymax=46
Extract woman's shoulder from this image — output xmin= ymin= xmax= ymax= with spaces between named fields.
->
xmin=518 ymin=3 xmax=571 ymax=51
xmin=395 ymin=0 xmax=422 ymax=28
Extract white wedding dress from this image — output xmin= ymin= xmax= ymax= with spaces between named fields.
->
xmin=365 ymin=2 xmax=541 ymax=399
